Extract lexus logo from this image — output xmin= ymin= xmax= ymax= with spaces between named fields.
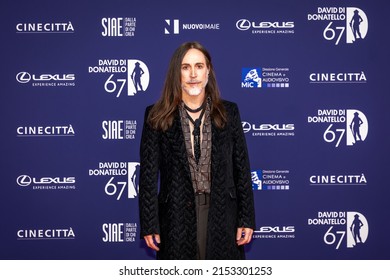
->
xmin=16 ymin=72 xmax=31 ymax=83
xmin=242 ymin=121 xmax=251 ymax=133
xmin=16 ymin=175 xmax=32 ymax=186
xmin=236 ymin=19 xmax=251 ymax=31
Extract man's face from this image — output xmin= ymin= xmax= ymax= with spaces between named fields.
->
xmin=181 ymin=48 xmax=209 ymax=97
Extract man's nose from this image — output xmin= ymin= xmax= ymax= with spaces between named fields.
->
xmin=190 ymin=67 xmax=197 ymax=78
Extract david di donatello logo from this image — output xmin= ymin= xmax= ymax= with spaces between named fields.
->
xmin=307 ymin=7 xmax=368 ymax=45
xmin=308 ymin=211 xmax=369 ymax=249
xmin=88 ymin=59 xmax=149 ymax=97
xmin=88 ymin=162 xmax=140 ymax=200
xmin=308 ymin=109 xmax=368 ymax=147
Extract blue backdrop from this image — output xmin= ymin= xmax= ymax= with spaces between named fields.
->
xmin=1 ymin=0 xmax=389 ymax=260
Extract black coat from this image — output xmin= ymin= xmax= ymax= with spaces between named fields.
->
xmin=139 ymin=100 xmax=255 ymax=259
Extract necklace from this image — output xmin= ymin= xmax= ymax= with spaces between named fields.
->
xmin=183 ymin=101 xmax=206 ymax=113
xmin=184 ymin=103 xmax=207 ymax=165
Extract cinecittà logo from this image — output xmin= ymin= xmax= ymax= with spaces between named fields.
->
xmin=309 ymin=173 xmax=367 ymax=186
xmin=17 ymin=227 xmax=75 ymax=240
xmin=16 ymin=22 xmax=75 ymax=33
xmin=17 ymin=125 xmax=75 ymax=137
xmin=309 ymin=71 xmax=367 ymax=84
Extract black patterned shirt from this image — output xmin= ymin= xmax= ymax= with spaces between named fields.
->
xmin=179 ymin=101 xmax=212 ymax=193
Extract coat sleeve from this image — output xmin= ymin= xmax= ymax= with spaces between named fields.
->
xmin=231 ymin=103 xmax=256 ymax=229
xmin=139 ymin=106 xmax=160 ymax=237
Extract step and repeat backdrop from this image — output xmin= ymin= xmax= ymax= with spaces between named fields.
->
xmin=1 ymin=0 xmax=389 ymax=260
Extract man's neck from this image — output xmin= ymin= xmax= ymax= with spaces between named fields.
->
xmin=181 ymin=91 xmax=206 ymax=110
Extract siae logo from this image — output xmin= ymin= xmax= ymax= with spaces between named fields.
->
xmin=102 ymin=18 xmax=124 ymax=36
xmin=101 ymin=17 xmax=136 ymax=37
xmin=102 ymin=120 xmax=137 ymax=140
xmin=102 ymin=223 xmax=137 ymax=243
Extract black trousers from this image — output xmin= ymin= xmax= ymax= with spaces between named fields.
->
xmin=195 ymin=192 xmax=210 ymax=260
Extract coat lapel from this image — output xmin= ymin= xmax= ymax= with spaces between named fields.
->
xmin=166 ymin=111 xmax=192 ymax=181
xmin=211 ymin=121 xmax=226 ymax=188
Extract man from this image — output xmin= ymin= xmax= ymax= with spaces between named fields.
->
xmin=139 ymin=41 xmax=255 ymax=259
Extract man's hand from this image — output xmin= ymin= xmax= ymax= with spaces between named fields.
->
xmin=144 ymin=234 xmax=160 ymax=251
xmin=236 ymin=227 xmax=253 ymax=246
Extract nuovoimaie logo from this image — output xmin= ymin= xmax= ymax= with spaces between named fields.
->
xmin=307 ymin=7 xmax=368 ymax=45
xmin=164 ymin=19 xmax=220 ymax=35
xmin=308 ymin=211 xmax=369 ymax=249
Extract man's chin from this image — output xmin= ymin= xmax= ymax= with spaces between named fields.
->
xmin=183 ymin=87 xmax=202 ymax=96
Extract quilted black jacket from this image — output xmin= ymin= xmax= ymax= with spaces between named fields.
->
xmin=139 ymin=100 xmax=255 ymax=259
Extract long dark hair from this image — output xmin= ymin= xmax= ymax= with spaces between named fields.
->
xmin=147 ymin=41 xmax=227 ymax=131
